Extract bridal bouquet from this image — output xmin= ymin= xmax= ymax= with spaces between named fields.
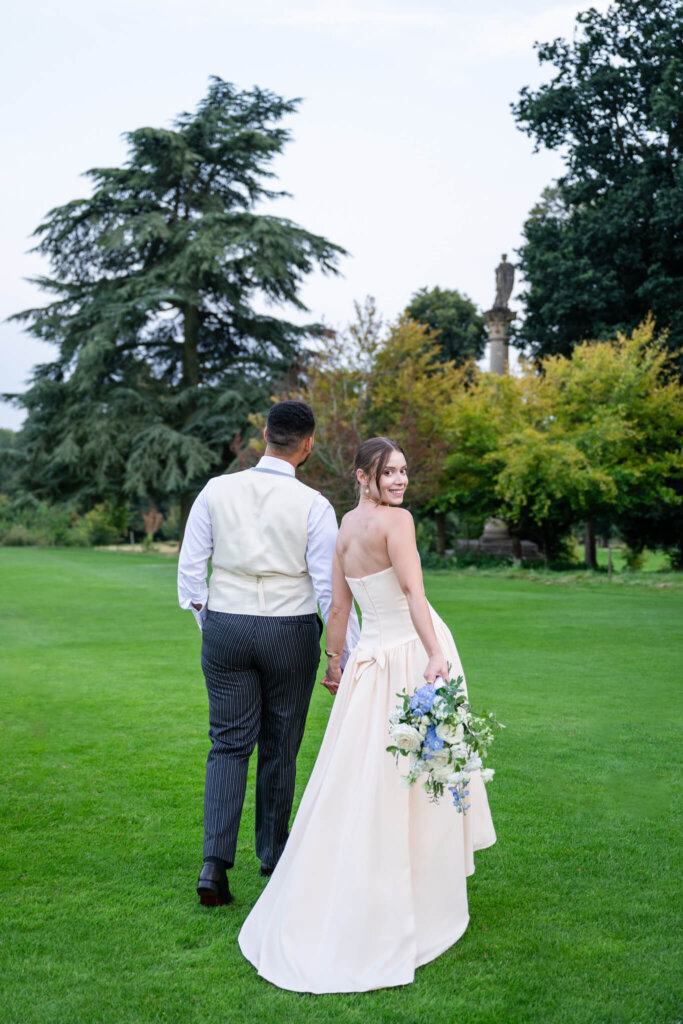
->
xmin=387 ymin=676 xmax=502 ymax=813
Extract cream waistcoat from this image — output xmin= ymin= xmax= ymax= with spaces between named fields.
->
xmin=206 ymin=468 xmax=319 ymax=616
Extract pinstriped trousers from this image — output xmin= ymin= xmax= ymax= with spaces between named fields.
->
xmin=200 ymin=610 xmax=322 ymax=870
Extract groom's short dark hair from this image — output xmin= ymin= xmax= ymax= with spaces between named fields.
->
xmin=267 ymin=401 xmax=316 ymax=453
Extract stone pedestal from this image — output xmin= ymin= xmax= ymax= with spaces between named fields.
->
xmin=484 ymin=307 xmax=516 ymax=375
xmin=482 ymin=517 xmax=510 ymax=544
xmin=456 ymin=520 xmax=541 ymax=561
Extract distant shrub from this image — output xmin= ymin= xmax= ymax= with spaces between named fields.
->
xmin=62 ymin=524 xmax=90 ymax=547
xmin=454 ymin=550 xmax=513 ymax=569
xmin=666 ymin=545 xmax=683 ymax=571
xmin=1 ymin=524 xmax=34 ymax=546
xmin=419 ymin=549 xmax=459 ymax=570
xmin=0 ymin=496 xmax=125 ymax=547
xmin=83 ymin=503 xmax=127 ymax=546
xmin=0 ymin=498 xmax=73 ymax=546
xmin=623 ymin=546 xmax=645 ymax=571
xmin=159 ymin=503 xmax=180 ymax=542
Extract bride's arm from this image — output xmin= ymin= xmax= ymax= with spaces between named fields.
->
xmin=323 ymin=549 xmax=353 ymax=690
xmin=387 ymin=510 xmax=449 ymax=683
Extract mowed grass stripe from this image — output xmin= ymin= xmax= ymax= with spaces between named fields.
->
xmin=0 ymin=549 xmax=680 ymax=1024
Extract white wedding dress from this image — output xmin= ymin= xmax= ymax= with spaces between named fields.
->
xmin=238 ymin=566 xmax=497 ymax=993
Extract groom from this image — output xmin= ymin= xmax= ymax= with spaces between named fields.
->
xmin=178 ymin=400 xmax=358 ymax=905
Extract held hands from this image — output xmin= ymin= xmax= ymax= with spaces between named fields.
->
xmin=320 ymin=658 xmax=342 ymax=696
xmin=423 ymin=652 xmax=449 ymax=685
xmin=320 ymin=674 xmax=340 ymax=696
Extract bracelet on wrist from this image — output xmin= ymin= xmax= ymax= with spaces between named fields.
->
xmin=325 ymin=648 xmax=341 ymax=658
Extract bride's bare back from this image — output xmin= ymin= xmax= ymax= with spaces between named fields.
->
xmin=324 ymin=440 xmax=449 ymax=689
xmin=336 ymin=504 xmax=402 ymax=579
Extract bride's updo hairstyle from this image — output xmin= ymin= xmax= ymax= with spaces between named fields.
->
xmin=354 ymin=437 xmax=406 ymax=502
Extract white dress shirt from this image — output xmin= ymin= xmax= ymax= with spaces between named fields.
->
xmin=177 ymin=455 xmax=360 ymax=662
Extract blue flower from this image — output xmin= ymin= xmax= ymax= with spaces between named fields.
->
xmin=409 ymin=685 xmax=437 ymax=716
xmin=422 ymin=725 xmax=444 ymax=760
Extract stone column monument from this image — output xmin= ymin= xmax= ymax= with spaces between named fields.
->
xmin=484 ymin=254 xmax=516 ymax=375
xmin=471 ymin=254 xmax=541 ymax=561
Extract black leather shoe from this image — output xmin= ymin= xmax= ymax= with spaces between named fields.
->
xmin=260 ymin=865 xmax=274 ymax=877
xmin=197 ymin=862 xmax=234 ymax=906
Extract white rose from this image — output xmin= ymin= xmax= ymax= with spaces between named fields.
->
xmin=389 ymin=724 xmax=422 ymax=752
xmin=421 ymin=715 xmax=431 ymax=725
xmin=427 ymin=749 xmax=450 ymax=769
xmin=449 ymin=743 xmax=469 ymax=762
xmin=480 ymin=768 xmax=495 ymax=784
xmin=436 ymin=722 xmax=464 ymax=744
xmin=430 ymin=764 xmax=453 ymax=783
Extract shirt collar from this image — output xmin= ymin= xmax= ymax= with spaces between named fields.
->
xmin=256 ymin=455 xmax=296 ymax=477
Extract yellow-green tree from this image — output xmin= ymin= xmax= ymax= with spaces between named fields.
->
xmin=496 ymin=319 xmax=683 ymax=565
xmin=442 ymin=319 xmax=682 ymax=564
xmin=441 ymin=370 xmax=531 ymax=538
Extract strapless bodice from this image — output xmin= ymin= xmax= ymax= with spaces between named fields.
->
xmin=346 ymin=566 xmax=420 ymax=650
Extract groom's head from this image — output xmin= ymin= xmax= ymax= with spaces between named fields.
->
xmin=264 ymin=401 xmax=316 ymax=466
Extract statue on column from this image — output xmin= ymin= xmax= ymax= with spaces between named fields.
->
xmin=493 ymin=254 xmax=514 ymax=310
xmin=485 ymin=254 xmax=516 ymax=376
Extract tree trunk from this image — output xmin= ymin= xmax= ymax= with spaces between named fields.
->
xmin=510 ymin=529 xmax=522 ymax=563
xmin=179 ymin=490 xmax=195 ymax=547
xmin=142 ymin=500 xmax=164 ymax=539
xmin=541 ymin=529 xmax=550 ymax=563
xmin=584 ymin=518 xmax=597 ymax=569
xmin=435 ymin=512 xmax=447 ymax=557
xmin=183 ymin=303 xmax=200 ymax=390
xmin=179 ymin=303 xmax=201 ymax=548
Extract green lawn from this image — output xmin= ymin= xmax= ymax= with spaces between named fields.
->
xmin=1 ymin=549 xmax=681 ymax=1024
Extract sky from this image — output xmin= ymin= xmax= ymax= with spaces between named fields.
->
xmin=0 ymin=0 xmax=610 ymax=430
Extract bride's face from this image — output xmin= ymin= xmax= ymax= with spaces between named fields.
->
xmin=360 ymin=451 xmax=409 ymax=505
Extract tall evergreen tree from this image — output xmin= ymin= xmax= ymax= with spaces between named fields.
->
xmin=8 ymin=78 xmax=346 ymax=529
xmin=512 ymin=0 xmax=683 ymax=370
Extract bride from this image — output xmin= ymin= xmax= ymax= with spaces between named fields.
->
xmin=238 ymin=437 xmax=496 ymax=993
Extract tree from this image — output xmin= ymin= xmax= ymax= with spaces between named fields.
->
xmin=406 ymin=286 xmax=487 ymax=366
xmin=512 ymin=0 xmax=683 ymax=369
xmin=0 ymin=429 xmax=19 ymax=495
xmin=8 ymin=78 xmax=346 ymax=532
xmin=440 ymin=320 xmax=683 ymax=565
xmin=440 ymin=371 xmax=549 ymax=556
xmin=295 ymin=297 xmax=384 ymax=512
xmin=243 ymin=302 xmax=469 ymax=545
xmin=365 ymin=316 xmax=470 ymax=553
xmin=495 ymin=320 xmax=683 ymax=565
xmin=236 ymin=297 xmax=386 ymax=512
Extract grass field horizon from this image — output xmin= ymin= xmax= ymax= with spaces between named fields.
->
xmin=1 ymin=548 xmax=681 ymax=1024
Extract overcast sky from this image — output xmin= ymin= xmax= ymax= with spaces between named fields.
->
xmin=0 ymin=0 xmax=609 ymax=430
